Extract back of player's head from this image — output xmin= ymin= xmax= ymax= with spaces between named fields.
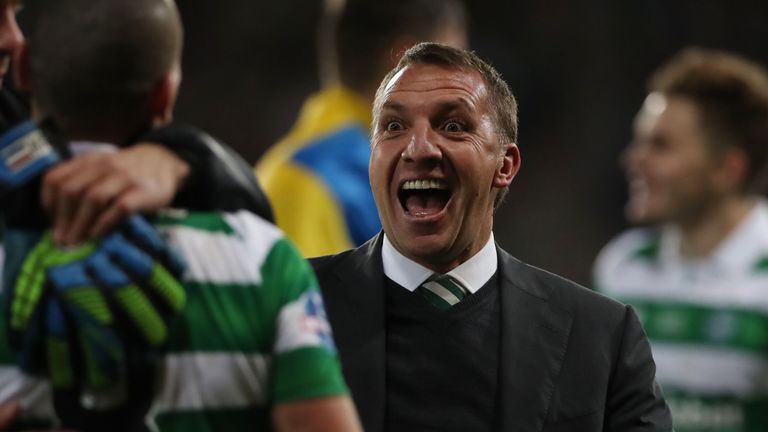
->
xmin=650 ymin=48 xmax=768 ymax=193
xmin=319 ymin=0 xmax=467 ymax=94
xmin=28 ymin=0 xmax=183 ymax=142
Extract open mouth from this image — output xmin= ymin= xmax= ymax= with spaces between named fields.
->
xmin=398 ymin=179 xmax=452 ymax=217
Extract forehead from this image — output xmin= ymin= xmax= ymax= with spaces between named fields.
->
xmin=379 ymin=63 xmax=489 ymax=111
xmin=636 ymin=94 xmax=702 ymax=137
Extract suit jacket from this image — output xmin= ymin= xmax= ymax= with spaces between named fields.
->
xmin=311 ymin=234 xmax=672 ymax=432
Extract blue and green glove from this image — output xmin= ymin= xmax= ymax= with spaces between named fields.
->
xmin=6 ymin=215 xmax=186 ymax=392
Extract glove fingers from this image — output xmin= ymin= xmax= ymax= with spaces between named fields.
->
xmin=112 ymin=285 xmax=168 ymax=347
xmin=8 ymin=218 xmax=185 ymax=397
xmin=77 ymin=323 xmax=124 ymax=389
xmin=10 ymin=233 xmax=55 ymax=342
xmin=84 ymin=249 xmax=171 ymax=347
xmin=99 ymin=232 xmax=185 ymax=318
xmin=11 ymin=232 xmax=96 ymax=340
xmin=45 ymin=296 xmax=74 ymax=389
xmin=47 ymin=262 xmax=123 ymax=389
xmin=120 ymin=215 xmax=186 ymax=277
xmin=146 ymin=262 xmax=186 ymax=313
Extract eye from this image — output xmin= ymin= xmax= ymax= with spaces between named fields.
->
xmin=444 ymin=120 xmax=465 ymax=133
xmin=385 ymin=120 xmax=404 ymax=132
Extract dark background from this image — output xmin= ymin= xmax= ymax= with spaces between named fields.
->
xmin=21 ymin=0 xmax=768 ymax=285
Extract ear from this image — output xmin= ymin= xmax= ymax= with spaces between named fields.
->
xmin=150 ymin=67 xmax=181 ymax=127
xmin=493 ymin=142 xmax=521 ymax=188
xmin=14 ymin=41 xmax=31 ymax=91
xmin=715 ymin=147 xmax=748 ymax=192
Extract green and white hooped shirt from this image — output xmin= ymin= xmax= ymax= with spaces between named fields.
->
xmin=594 ymin=200 xmax=768 ymax=432
xmin=0 ymin=210 xmax=348 ymax=431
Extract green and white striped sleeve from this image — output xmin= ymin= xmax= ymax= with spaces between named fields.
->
xmin=261 ymin=236 xmax=348 ymax=403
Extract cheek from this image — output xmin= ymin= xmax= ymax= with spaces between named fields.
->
xmin=369 ymin=146 xmax=398 ymax=192
xmin=645 ymin=154 xmax=685 ymax=182
xmin=369 ymin=145 xmax=387 ymax=180
xmin=665 ymin=157 xmax=708 ymax=184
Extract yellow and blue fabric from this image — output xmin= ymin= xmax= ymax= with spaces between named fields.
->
xmin=256 ymin=86 xmax=381 ymax=257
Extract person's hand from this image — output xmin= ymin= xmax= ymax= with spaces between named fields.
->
xmin=0 ymin=400 xmax=78 ymax=431
xmin=0 ymin=401 xmax=21 ymax=430
xmin=41 ymin=143 xmax=190 ymax=246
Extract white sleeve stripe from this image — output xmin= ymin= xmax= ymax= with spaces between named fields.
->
xmin=152 ymin=352 xmax=271 ymax=412
xmin=158 ymin=211 xmax=286 ymax=285
xmin=0 ymin=366 xmax=56 ymax=421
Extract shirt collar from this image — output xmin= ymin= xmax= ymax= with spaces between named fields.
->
xmin=712 ymin=199 xmax=768 ymax=272
xmin=660 ymin=199 xmax=768 ymax=274
xmin=382 ymin=233 xmax=498 ymax=293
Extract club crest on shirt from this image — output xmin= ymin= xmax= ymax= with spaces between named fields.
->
xmin=301 ymin=291 xmax=335 ymax=352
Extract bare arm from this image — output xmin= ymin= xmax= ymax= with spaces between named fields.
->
xmin=273 ymin=395 xmax=362 ymax=432
xmin=41 ymin=125 xmax=275 ymax=246
xmin=0 ymin=402 xmax=20 ymax=430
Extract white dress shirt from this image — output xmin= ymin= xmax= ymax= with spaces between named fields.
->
xmin=382 ymin=233 xmax=498 ymax=293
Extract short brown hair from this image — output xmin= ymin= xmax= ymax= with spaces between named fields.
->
xmin=650 ymin=47 xmax=768 ymax=193
xmin=29 ymin=0 xmax=183 ymax=142
xmin=373 ymin=42 xmax=518 ymax=207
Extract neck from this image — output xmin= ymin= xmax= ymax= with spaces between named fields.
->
xmin=33 ymin=103 xmax=153 ymax=147
xmin=677 ymin=195 xmax=757 ymax=258
xmin=416 ymin=224 xmax=494 ymax=274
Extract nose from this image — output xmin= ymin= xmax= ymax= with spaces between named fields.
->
xmin=0 ymin=6 xmax=24 ymax=56
xmin=401 ymin=120 xmax=442 ymax=163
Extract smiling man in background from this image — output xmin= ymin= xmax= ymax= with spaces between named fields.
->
xmin=595 ymin=48 xmax=768 ymax=432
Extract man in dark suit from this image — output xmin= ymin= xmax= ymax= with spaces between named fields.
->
xmin=312 ymin=42 xmax=672 ymax=432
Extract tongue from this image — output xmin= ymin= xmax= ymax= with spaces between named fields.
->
xmin=405 ymin=193 xmax=447 ymax=216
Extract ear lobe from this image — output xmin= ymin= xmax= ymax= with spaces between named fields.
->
xmin=493 ymin=143 xmax=521 ymax=188
xmin=150 ymin=68 xmax=180 ymax=127
xmin=718 ymin=147 xmax=748 ymax=191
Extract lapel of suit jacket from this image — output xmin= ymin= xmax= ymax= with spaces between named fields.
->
xmin=496 ymin=247 xmax=574 ymax=432
xmin=328 ymin=233 xmax=387 ymax=432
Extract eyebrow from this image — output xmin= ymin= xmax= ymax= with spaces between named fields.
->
xmin=434 ymin=99 xmax=473 ymax=118
xmin=380 ymin=101 xmax=406 ymax=114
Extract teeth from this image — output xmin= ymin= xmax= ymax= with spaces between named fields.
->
xmin=401 ymin=179 xmax=448 ymax=190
